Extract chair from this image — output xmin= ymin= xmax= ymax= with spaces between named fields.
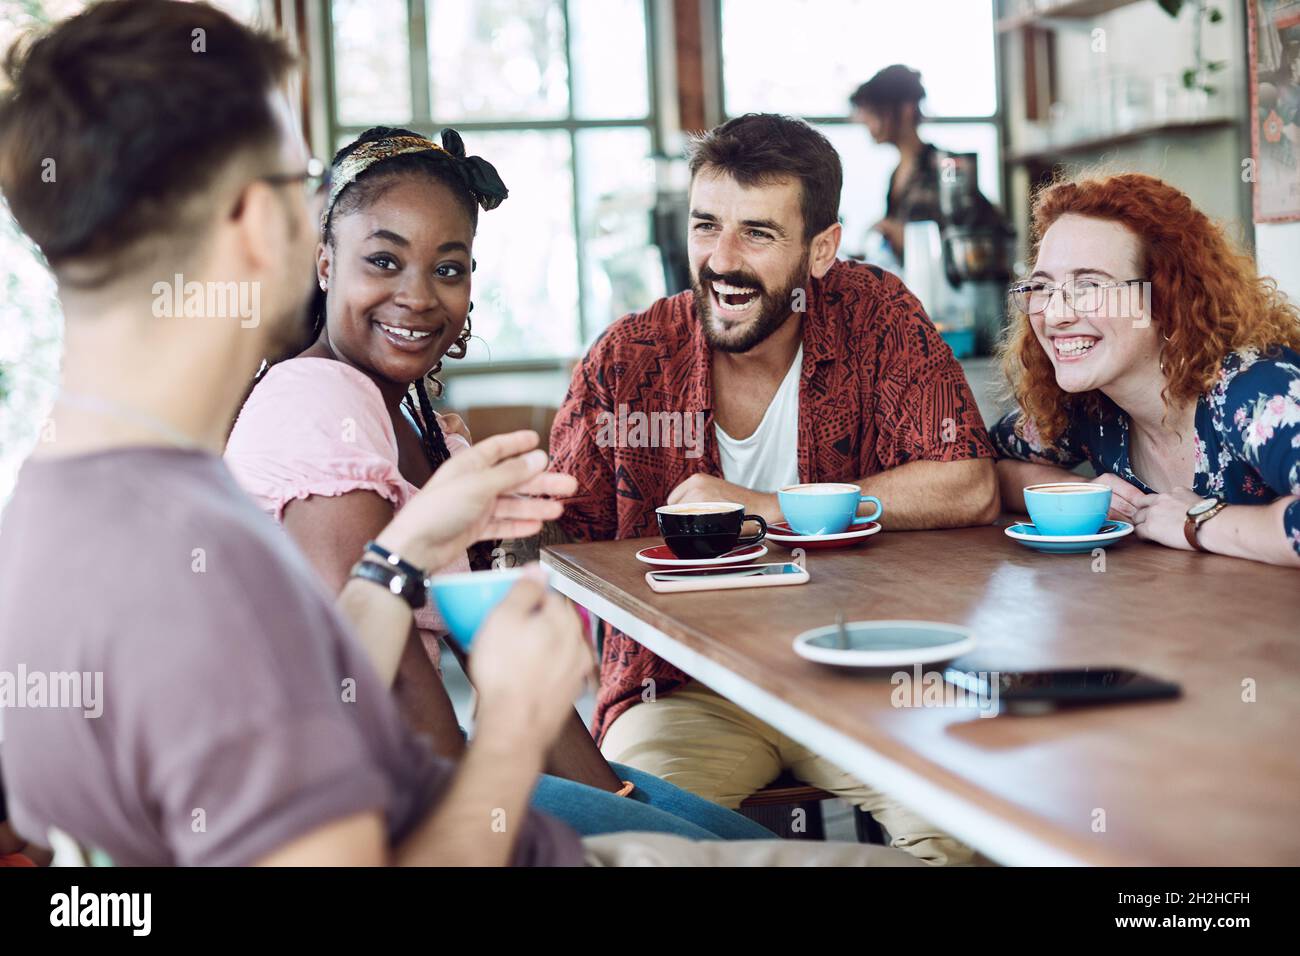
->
xmin=738 ymin=771 xmax=888 ymax=844
xmin=454 ymin=404 xmax=558 ymax=452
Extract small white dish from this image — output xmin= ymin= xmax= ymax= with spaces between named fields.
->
xmin=793 ymin=619 xmax=975 ymax=668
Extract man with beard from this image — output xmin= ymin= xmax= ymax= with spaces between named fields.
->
xmin=549 ymin=113 xmax=999 ymax=865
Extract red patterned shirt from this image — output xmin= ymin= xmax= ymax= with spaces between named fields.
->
xmin=550 ymin=259 xmax=995 ymax=740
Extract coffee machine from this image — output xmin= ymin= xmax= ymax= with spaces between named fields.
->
xmin=937 ymin=152 xmax=1016 ymax=356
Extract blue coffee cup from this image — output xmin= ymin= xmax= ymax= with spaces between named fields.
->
xmin=778 ymin=483 xmax=884 ymax=536
xmin=429 ymin=567 xmax=533 ymax=650
xmin=1022 ymin=482 xmax=1111 ymax=537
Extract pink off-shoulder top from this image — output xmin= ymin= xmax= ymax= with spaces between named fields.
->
xmin=225 ymin=357 xmax=471 ymax=666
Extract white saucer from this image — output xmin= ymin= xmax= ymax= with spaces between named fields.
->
xmin=635 ymin=543 xmax=769 ymax=568
xmin=793 ymin=620 xmax=975 ymax=668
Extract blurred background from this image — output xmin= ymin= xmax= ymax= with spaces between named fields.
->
xmin=3 ymin=0 xmax=1299 ymax=505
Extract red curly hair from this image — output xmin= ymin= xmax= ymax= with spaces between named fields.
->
xmin=1000 ymin=172 xmax=1300 ymax=447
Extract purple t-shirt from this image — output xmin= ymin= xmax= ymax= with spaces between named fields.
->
xmin=0 ymin=448 xmax=583 ymax=867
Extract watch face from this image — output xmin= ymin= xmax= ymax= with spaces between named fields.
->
xmin=1188 ymin=498 xmax=1218 ymax=517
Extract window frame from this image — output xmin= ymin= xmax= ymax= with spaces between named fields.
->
xmin=320 ymin=0 xmax=664 ymax=373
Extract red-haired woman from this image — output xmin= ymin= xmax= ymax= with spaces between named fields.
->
xmin=992 ymin=173 xmax=1300 ymax=567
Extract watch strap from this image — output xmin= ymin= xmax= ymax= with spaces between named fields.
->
xmin=1183 ymin=499 xmax=1226 ymax=552
xmin=350 ymin=557 xmax=428 ymax=610
xmin=364 ymin=540 xmax=427 ymax=581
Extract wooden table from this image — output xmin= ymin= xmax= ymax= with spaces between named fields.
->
xmin=542 ymin=521 xmax=1300 ymax=866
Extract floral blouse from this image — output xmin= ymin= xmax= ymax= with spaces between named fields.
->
xmin=990 ymin=347 xmax=1300 ymax=556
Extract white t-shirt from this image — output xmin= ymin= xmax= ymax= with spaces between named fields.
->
xmin=715 ymin=346 xmax=802 ymax=493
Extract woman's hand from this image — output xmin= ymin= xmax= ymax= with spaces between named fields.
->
xmin=376 ymin=430 xmax=577 ymax=572
xmin=1131 ymin=486 xmax=1202 ymax=550
xmin=1090 ymin=472 xmax=1150 ymax=522
xmin=436 ymin=411 xmax=472 ymax=444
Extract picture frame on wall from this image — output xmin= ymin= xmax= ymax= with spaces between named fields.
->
xmin=1249 ymin=0 xmax=1300 ymax=223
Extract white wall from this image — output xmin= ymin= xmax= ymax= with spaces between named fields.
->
xmin=1256 ymin=222 xmax=1300 ymax=303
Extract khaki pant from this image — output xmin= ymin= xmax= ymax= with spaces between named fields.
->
xmin=601 ymin=680 xmax=976 ymax=866
xmin=583 ymin=831 xmax=925 ymax=867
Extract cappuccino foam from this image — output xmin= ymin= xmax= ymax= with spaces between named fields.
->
xmin=781 ymin=483 xmax=857 ymax=495
xmin=658 ymin=502 xmax=741 ymax=515
xmin=1027 ymin=483 xmax=1102 ymax=495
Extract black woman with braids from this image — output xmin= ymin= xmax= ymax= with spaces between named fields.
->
xmin=226 ymin=127 xmax=770 ymax=841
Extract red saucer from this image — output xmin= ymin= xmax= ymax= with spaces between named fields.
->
xmin=635 ymin=542 xmax=769 ymax=567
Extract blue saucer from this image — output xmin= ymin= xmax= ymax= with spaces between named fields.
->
xmin=1004 ymin=520 xmax=1134 ymax=554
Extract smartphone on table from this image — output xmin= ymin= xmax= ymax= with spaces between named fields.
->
xmin=942 ymin=666 xmax=1181 ymax=715
xmin=645 ymin=561 xmax=809 ymax=594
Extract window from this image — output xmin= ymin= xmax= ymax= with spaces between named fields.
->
xmin=718 ymin=0 xmax=1000 ymax=257
xmin=327 ymin=0 xmax=665 ymax=365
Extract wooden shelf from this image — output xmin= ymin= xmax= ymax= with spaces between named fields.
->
xmin=1006 ymin=117 xmax=1237 ymax=164
xmin=996 ymin=0 xmax=1145 ymax=32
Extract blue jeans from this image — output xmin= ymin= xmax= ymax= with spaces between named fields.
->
xmin=530 ymin=762 xmax=771 ymax=840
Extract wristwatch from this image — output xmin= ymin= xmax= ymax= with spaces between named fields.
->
xmin=1183 ymin=497 xmax=1227 ymax=551
xmin=349 ymin=541 xmax=429 ymax=610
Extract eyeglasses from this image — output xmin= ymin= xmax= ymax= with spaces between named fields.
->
xmin=260 ymin=156 xmax=329 ymax=201
xmin=1009 ymin=277 xmax=1146 ymax=315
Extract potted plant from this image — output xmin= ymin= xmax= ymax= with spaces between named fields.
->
xmin=1157 ymin=0 xmax=1227 ymax=99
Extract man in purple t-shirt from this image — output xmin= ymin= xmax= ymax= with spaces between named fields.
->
xmin=0 ymin=1 xmax=920 ymax=868
xmin=0 ymin=0 xmax=589 ymax=868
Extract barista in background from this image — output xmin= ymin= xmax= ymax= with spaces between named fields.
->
xmin=850 ymin=64 xmax=940 ymax=266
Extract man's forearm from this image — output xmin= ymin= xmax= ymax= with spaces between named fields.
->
xmin=670 ymin=463 xmax=997 ymax=531
xmin=334 ymin=512 xmax=563 ymax=688
xmin=338 ymin=576 xmax=416 ymax=687
xmin=394 ymin=713 xmax=548 ymax=867
xmin=857 ymin=458 xmax=1000 ymax=530
xmin=995 ymin=459 xmax=1080 ymax=514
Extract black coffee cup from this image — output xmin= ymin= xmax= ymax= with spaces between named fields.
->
xmin=655 ymin=501 xmax=767 ymax=560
